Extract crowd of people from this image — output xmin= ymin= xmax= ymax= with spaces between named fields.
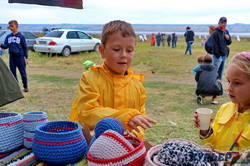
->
xmin=150 ymin=32 xmax=177 ymax=48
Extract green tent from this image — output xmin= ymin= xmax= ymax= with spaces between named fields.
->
xmin=0 ymin=57 xmax=24 ymax=107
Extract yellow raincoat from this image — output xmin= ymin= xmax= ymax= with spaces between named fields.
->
xmin=70 ymin=63 xmax=146 ymax=138
xmin=201 ymin=102 xmax=250 ymax=151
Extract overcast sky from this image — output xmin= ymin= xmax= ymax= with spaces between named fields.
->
xmin=1 ymin=0 xmax=250 ymax=25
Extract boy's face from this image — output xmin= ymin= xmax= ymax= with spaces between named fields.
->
xmin=99 ymin=31 xmax=135 ymax=75
xmin=8 ymin=22 xmax=18 ymax=34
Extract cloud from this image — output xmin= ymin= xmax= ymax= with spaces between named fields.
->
xmin=1 ymin=0 xmax=250 ymax=24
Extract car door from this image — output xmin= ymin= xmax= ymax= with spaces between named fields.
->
xmin=66 ymin=31 xmax=81 ymax=52
xmin=77 ymin=31 xmax=94 ymax=51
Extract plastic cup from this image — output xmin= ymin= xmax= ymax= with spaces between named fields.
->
xmin=196 ymin=108 xmax=213 ymax=130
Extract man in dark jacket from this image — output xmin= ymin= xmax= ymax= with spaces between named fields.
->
xmin=211 ymin=17 xmax=232 ymax=80
xmin=184 ymin=26 xmax=195 ymax=55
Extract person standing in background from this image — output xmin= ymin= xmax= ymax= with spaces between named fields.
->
xmin=167 ymin=34 xmax=171 ymax=47
xmin=171 ymin=33 xmax=177 ymax=48
xmin=150 ymin=33 xmax=155 ymax=46
xmin=0 ymin=20 xmax=29 ymax=92
xmin=161 ymin=33 xmax=166 ymax=46
xmin=205 ymin=25 xmax=216 ymax=55
xmin=211 ymin=17 xmax=232 ymax=81
xmin=156 ymin=32 xmax=161 ymax=47
xmin=184 ymin=26 xmax=195 ymax=56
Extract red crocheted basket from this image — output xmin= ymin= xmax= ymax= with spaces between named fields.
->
xmin=87 ymin=130 xmax=146 ymax=166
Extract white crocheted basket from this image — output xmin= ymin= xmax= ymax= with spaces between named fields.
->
xmin=88 ymin=129 xmax=146 ymax=166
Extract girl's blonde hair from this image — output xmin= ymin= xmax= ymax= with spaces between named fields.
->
xmin=230 ymin=52 xmax=250 ymax=77
xmin=101 ymin=20 xmax=136 ymax=46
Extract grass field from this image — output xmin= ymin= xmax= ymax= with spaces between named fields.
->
xmin=1 ymin=35 xmax=249 ymax=147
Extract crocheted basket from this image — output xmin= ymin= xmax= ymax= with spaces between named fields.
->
xmin=145 ymin=138 xmax=220 ymax=166
xmin=88 ymin=118 xmax=125 ymax=150
xmin=0 ymin=112 xmax=24 ymax=153
xmin=23 ymin=131 xmax=35 ymax=149
xmin=144 ymin=145 xmax=165 ymax=166
xmin=23 ymin=111 xmax=48 ymax=132
xmin=88 ymin=129 xmax=146 ymax=166
xmin=32 ymin=120 xmax=87 ymax=164
xmin=94 ymin=117 xmax=124 ymax=138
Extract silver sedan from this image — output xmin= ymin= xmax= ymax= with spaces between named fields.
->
xmin=34 ymin=29 xmax=101 ymax=56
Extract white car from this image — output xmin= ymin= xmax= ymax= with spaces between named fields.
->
xmin=33 ymin=29 xmax=101 ymax=56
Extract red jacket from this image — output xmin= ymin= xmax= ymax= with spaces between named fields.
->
xmin=150 ymin=35 xmax=155 ymax=45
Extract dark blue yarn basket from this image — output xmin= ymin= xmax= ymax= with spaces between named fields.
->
xmin=0 ymin=112 xmax=24 ymax=153
xmin=32 ymin=120 xmax=87 ymax=164
xmin=94 ymin=118 xmax=124 ymax=138
xmin=87 ymin=118 xmax=124 ymax=152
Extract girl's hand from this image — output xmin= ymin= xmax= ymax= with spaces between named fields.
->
xmin=128 ymin=115 xmax=157 ymax=133
xmin=193 ymin=111 xmax=200 ymax=128
xmin=193 ymin=111 xmax=213 ymax=137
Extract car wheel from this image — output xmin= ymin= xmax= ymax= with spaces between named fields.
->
xmin=61 ymin=46 xmax=71 ymax=56
xmin=93 ymin=43 xmax=100 ymax=52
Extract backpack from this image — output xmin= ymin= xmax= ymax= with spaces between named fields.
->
xmin=205 ymin=36 xmax=212 ymax=54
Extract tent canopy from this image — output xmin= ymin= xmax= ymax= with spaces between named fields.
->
xmin=9 ymin=0 xmax=83 ymax=9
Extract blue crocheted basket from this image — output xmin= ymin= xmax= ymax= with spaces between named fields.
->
xmin=94 ymin=118 xmax=124 ymax=138
xmin=23 ymin=111 xmax=48 ymax=132
xmin=32 ymin=120 xmax=87 ymax=164
xmin=0 ymin=112 xmax=24 ymax=153
xmin=23 ymin=131 xmax=35 ymax=149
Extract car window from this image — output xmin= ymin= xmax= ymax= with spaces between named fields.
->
xmin=77 ymin=31 xmax=91 ymax=39
xmin=22 ymin=32 xmax=37 ymax=39
xmin=0 ymin=31 xmax=7 ymax=37
xmin=45 ymin=31 xmax=64 ymax=38
xmin=66 ymin=31 xmax=79 ymax=39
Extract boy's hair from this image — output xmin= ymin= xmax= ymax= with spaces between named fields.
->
xmin=8 ymin=20 xmax=18 ymax=26
xmin=197 ymin=56 xmax=204 ymax=63
xmin=203 ymin=54 xmax=213 ymax=63
xmin=101 ymin=20 xmax=136 ymax=46
xmin=230 ymin=52 xmax=250 ymax=77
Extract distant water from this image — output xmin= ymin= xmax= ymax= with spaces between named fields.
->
xmin=1 ymin=23 xmax=250 ymax=37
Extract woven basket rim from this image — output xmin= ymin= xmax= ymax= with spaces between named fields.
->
xmin=0 ymin=112 xmax=20 ymax=118
xmin=36 ymin=120 xmax=81 ymax=135
xmin=0 ymin=112 xmax=22 ymax=125
xmin=23 ymin=111 xmax=47 ymax=115
xmin=145 ymin=145 xmax=165 ymax=166
xmin=87 ymin=135 xmax=145 ymax=163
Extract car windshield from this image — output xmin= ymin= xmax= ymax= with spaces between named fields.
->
xmin=22 ymin=32 xmax=37 ymax=39
xmin=0 ymin=31 xmax=6 ymax=37
xmin=45 ymin=31 xmax=64 ymax=38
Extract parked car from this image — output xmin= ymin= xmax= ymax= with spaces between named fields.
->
xmin=0 ymin=30 xmax=38 ymax=51
xmin=33 ymin=29 xmax=101 ymax=56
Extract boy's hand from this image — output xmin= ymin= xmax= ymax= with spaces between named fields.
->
xmin=25 ymin=59 xmax=29 ymax=65
xmin=128 ymin=115 xmax=157 ymax=133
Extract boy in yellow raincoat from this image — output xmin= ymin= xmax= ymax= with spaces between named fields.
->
xmin=70 ymin=20 xmax=156 ymax=138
